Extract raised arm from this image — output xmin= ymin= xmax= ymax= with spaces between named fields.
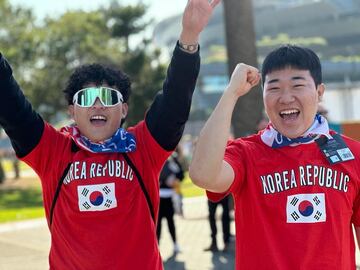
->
xmin=189 ymin=64 xmax=260 ymax=193
xmin=146 ymin=0 xmax=220 ymax=151
xmin=355 ymin=226 xmax=360 ymax=250
xmin=0 ymin=54 xmax=44 ymax=157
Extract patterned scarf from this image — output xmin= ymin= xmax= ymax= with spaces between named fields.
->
xmin=260 ymin=114 xmax=331 ymax=148
xmin=61 ymin=126 xmax=136 ymax=153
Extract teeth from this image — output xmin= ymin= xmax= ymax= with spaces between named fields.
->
xmin=280 ymin=109 xmax=299 ymax=115
xmin=91 ymin=115 xmax=107 ymax=120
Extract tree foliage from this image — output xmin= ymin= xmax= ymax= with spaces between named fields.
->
xmin=0 ymin=0 xmax=166 ymax=125
xmin=103 ymin=1 xmax=150 ymax=53
xmin=0 ymin=0 xmax=39 ymax=79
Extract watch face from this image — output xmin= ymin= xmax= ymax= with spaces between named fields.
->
xmin=188 ymin=45 xmax=197 ymax=51
xmin=180 ymin=42 xmax=198 ymax=52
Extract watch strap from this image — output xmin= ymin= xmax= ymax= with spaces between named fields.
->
xmin=179 ymin=41 xmax=199 ymax=53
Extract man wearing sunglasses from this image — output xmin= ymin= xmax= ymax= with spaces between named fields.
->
xmin=0 ymin=0 xmax=220 ymax=269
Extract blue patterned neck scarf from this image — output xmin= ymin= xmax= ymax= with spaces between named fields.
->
xmin=61 ymin=126 xmax=136 ymax=153
xmin=260 ymin=114 xmax=331 ymax=148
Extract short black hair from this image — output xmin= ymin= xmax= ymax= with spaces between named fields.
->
xmin=63 ymin=63 xmax=131 ymax=105
xmin=261 ymin=44 xmax=322 ymax=86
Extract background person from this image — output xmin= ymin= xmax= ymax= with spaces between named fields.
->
xmin=203 ymin=195 xmax=231 ymax=252
xmin=157 ymin=150 xmax=185 ymax=254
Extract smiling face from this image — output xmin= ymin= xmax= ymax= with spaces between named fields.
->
xmin=263 ymin=68 xmax=324 ymax=138
xmin=68 ymin=84 xmax=128 ymax=142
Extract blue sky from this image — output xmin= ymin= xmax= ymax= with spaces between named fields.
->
xmin=10 ymin=0 xmax=185 ymax=23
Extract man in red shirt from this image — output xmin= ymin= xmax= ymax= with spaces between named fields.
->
xmin=0 ymin=0 xmax=220 ymax=269
xmin=190 ymin=45 xmax=360 ymax=269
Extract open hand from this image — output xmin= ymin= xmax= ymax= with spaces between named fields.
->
xmin=180 ymin=0 xmax=221 ymax=44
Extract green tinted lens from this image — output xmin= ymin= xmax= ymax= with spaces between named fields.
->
xmin=75 ymin=87 xmax=122 ymax=107
xmin=80 ymin=88 xmax=98 ymax=106
xmin=99 ymin=88 xmax=113 ymax=105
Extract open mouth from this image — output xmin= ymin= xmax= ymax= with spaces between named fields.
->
xmin=279 ymin=109 xmax=300 ymax=120
xmin=90 ymin=115 xmax=107 ymax=125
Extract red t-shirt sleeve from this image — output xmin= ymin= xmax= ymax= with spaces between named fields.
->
xmin=21 ymin=123 xmax=71 ymax=180
xmin=206 ymin=189 xmax=230 ymax=202
xmin=20 ymin=123 xmax=72 ymax=218
xmin=345 ymin=138 xmax=360 ymax=226
xmin=207 ymin=139 xmax=247 ymax=202
xmin=129 ymin=120 xmax=172 ymax=171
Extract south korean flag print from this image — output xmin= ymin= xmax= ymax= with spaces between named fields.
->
xmin=286 ymin=193 xmax=326 ymax=223
xmin=77 ymin=183 xmax=117 ymax=212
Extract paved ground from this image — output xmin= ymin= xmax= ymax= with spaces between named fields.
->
xmin=0 ymin=196 xmax=235 ymax=270
xmin=1 ymin=173 xmax=360 ymax=270
xmin=159 ymin=197 xmax=235 ymax=270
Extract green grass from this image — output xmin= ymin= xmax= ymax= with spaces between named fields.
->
xmin=0 ymin=207 xmax=45 ymax=223
xmin=181 ymin=173 xmax=205 ymax=198
xmin=0 ymin=187 xmax=45 ymax=223
xmin=1 ymin=159 xmax=29 ymax=172
xmin=0 ymin=171 xmax=204 ymax=224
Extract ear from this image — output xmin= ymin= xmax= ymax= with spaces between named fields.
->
xmin=317 ymin=83 xmax=325 ymax=102
xmin=121 ymin=103 xmax=129 ymax=119
xmin=68 ymin=105 xmax=75 ymax=119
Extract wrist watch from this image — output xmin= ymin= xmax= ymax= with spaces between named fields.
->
xmin=179 ymin=41 xmax=199 ymax=53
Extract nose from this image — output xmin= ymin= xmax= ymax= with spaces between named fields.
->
xmin=91 ymin=97 xmax=105 ymax=108
xmin=279 ymin=88 xmax=295 ymax=104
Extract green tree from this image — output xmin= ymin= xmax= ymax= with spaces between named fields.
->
xmin=0 ymin=0 xmax=39 ymax=83
xmin=0 ymin=0 xmax=36 ymax=60
xmin=1 ymin=1 xmax=166 ymax=124
xmin=123 ymin=46 xmax=166 ymax=126
xmin=100 ymin=3 xmax=165 ymax=126
xmin=223 ymin=0 xmax=263 ymax=137
xmin=103 ymin=1 xmax=150 ymax=53
xmin=27 ymin=10 xmax=115 ymax=120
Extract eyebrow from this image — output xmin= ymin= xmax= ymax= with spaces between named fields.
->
xmin=267 ymin=76 xmax=306 ymax=84
xmin=291 ymin=76 xmax=306 ymax=81
xmin=267 ymin=79 xmax=279 ymax=84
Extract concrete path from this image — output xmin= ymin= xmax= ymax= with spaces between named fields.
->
xmin=1 ymin=196 xmax=360 ymax=269
xmin=0 ymin=197 xmax=234 ymax=270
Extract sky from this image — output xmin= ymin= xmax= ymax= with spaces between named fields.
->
xmin=10 ymin=0 xmax=186 ymax=23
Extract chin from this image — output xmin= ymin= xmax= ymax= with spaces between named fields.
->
xmin=85 ymin=134 xmax=105 ymax=143
xmin=87 ymin=138 xmax=101 ymax=143
xmin=277 ymin=128 xmax=301 ymax=139
xmin=285 ymin=132 xmax=303 ymax=139
xmin=83 ymin=129 xmax=114 ymax=142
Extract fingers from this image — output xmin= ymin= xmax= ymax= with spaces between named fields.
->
xmin=250 ymin=73 xmax=261 ymax=87
xmin=245 ymin=66 xmax=260 ymax=87
xmin=247 ymin=71 xmax=261 ymax=87
xmin=210 ymin=0 xmax=221 ymax=9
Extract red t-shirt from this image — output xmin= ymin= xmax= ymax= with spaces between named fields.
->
xmin=208 ymin=132 xmax=360 ymax=270
xmin=22 ymin=121 xmax=170 ymax=270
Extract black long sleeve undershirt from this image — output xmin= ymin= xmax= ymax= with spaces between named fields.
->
xmin=145 ymin=43 xmax=200 ymax=151
xmin=0 ymin=53 xmax=44 ymax=158
xmin=0 ymin=42 xmax=199 ymax=157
